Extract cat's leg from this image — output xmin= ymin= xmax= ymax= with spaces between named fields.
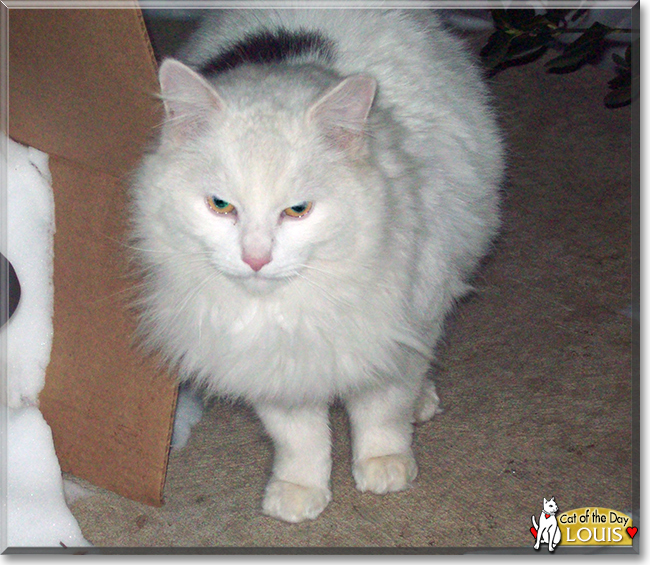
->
xmin=254 ymin=402 xmax=332 ymax=523
xmin=550 ymin=524 xmax=560 ymax=551
xmin=345 ymin=381 xmax=421 ymax=494
xmin=413 ymin=377 xmax=443 ymax=423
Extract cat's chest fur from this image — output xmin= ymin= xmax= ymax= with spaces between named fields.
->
xmin=175 ymin=252 xmax=416 ymax=402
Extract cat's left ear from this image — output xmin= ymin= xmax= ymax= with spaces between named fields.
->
xmin=307 ymin=74 xmax=377 ymax=155
xmin=158 ymin=58 xmax=225 ymax=146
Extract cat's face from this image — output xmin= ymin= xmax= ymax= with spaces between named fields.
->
xmin=144 ymin=60 xmax=379 ymax=294
xmin=543 ymin=498 xmax=558 ymax=514
xmin=165 ymin=123 xmax=345 ymax=294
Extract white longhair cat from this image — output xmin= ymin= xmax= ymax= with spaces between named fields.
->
xmin=130 ymin=8 xmax=504 ymax=523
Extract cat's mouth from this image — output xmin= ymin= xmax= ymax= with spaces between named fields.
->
xmin=235 ymin=269 xmax=292 ymax=294
xmin=219 ymin=254 xmax=301 ymax=293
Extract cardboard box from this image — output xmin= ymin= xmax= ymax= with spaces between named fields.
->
xmin=8 ymin=5 xmax=178 ymax=506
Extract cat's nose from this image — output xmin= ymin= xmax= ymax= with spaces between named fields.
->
xmin=242 ymin=252 xmax=272 ymax=272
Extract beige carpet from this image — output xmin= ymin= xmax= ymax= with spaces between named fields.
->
xmin=65 ymin=17 xmax=637 ymax=552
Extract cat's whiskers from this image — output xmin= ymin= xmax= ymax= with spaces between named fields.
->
xmin=97 ymin=231 xmax=222 ymax=271
xmin=84 ymin=282 xmax=143 ymax=307
xmin=129 ymin=248 xmax=219 ymax=274
xmin=162 ymin=266 xmax=225 ymax=341
xmin=94 ymin=231 xmax=181 ymax=256
xmin=293 ymin=271 xmax=357 ymax=311
xmin=160 ymin=251 xmax=221 ymax=270
xmin=89 ymin=256 xmax=215 ymax=308
xmin=297 ymin=262 xmax=402 ymax=293
xmin=80 ymin=233 xmax=212 ymax=306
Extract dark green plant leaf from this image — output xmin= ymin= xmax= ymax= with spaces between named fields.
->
xmin=480 ymin=30 xmax=513 ymax=69
xmin=605 ymin=39 xmax=638 ymax=109
xmin=605 ymin=84 xmax=631 ymax=108
xmin=501 ymin=9 xmax=545 ymax=32
xmin=505 ymin=28 xmax=553 ymax=59
xmin=545 ymin=21 xmax=613 ymax=72
xmin=482 ymin=15 xmax=554 ymax=73
xmin=609 ymin=68 xmax=631 ymax=90
xmin=628 ymin=40 xmax=639 ymax=81
xmin=570 ymin=9 xmax=589 ymax=23
xmin=497 ymin=45 xmax=549 ymax=72
xmin=611 ymin=52 xmax=628 ymax=68
xmin=490 ymin=9 xmax=516 ymax=32
xmin=544 ymin=9 xmax=573 ymax=26
xmin=490 ymin=8 xmax=569 ymax=36
xmin=483 ymin=9 xmax=637 ymax=110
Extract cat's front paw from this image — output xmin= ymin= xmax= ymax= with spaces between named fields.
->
xmin=353 ymin=453 xmax=418 ymax=494
xmin=262 ymin=479 xmax=331 ymax=523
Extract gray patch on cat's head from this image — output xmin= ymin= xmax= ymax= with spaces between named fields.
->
xmin=206 ymin=63 xmax=344 ymax=116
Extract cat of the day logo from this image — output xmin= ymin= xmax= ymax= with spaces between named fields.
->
xmin=530 ymin=498 xmax=636 ymax=551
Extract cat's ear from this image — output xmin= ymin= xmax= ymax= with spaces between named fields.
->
xmin=307 ymin=74 xmax=377 ymax=154
xmin=158 ymin=58 xmax=224 ymax=145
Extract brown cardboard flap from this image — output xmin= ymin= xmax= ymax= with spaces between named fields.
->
xmin=40 ymin=156 xmax=177 ymax=507
xmin=9 ymin=8 xmax=161 ymax=179
xmin=9 ymin=7 xmax=177 ymax=506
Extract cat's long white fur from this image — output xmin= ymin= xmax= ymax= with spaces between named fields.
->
xmin=131 ymin=9 xmax=504 ymax=523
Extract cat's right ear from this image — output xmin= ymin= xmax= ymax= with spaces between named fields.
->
xmin=158 ymin=59 xmax=224 ymax=146
xmin=307 ymin=74 xmax=377 ymax=155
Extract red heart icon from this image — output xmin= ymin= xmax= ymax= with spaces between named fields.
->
xmin=627 ymin=527 xmax=638 ymax=539
xmin=530 ymin=526 xmax=538 ymax=539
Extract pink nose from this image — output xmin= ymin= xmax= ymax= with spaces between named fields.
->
xmin=242 ymin=253 xmax=272 ymax=272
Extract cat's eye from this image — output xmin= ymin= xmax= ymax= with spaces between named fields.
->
xmin=283 ymin=201 xmax=313 ymax=218
xmin=207 ymin=196 xmax=235 ymax=215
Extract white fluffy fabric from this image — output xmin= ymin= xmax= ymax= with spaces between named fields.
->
xmin=7 ymin=407 xmax=91 ymax=548
xmin=3 ymin=137 xmax=90 ymax=548
xmin=4 ymin=138 xmax=55 ymax=408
